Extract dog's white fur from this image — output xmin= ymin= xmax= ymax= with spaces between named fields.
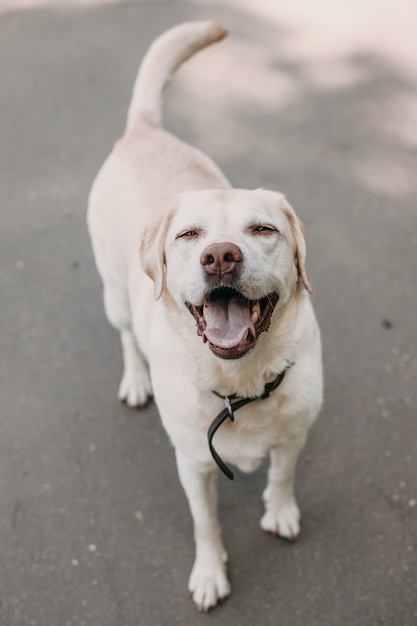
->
xmin=87 ymin=22 xmax=323 ymax=612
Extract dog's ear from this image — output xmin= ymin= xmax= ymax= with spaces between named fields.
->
xmin=283 ymin=202 xmax=313 ymax=294
xmin=140 ymin=211 xmax=173 ymax=300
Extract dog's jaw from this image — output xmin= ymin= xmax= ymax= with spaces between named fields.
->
xmin=186 ymin=288 xmax=279 ymax=359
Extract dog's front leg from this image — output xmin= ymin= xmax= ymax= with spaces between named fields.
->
xmin=175 ymin=451 xmax=230 ymax=611
xmin=260 ymin=436 xmax=306 ymax=541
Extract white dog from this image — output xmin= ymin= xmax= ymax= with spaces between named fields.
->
xmin=87 ymin=21 xmax=323 ymax=612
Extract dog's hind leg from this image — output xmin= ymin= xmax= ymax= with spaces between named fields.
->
xmin=103 ymin=282 xmax=152 ymax=408
xmin=118 ymin=328 xmax=152 ymax=407
xmin=87 ymin=158 xmax=153 ymax=408
xmin=260 ymin=437 xmax=306 ymax=541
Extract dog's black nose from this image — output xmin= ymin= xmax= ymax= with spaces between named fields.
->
xmin=200 ymin=242 xmax=243 ymax=277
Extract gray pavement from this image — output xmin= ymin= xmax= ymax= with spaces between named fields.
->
xmin=1 ymin=1 xmax=416 ymax=625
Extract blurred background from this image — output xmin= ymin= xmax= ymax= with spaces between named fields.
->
xmin=0 ymin=1 xmax=416 ymax=624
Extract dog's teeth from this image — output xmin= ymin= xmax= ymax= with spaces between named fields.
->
xmin=251 ymin=301 xmax=260 ymax=324
xmin=203 ymin=302 xmax=208 ymax=321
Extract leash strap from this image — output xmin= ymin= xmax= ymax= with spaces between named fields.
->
xmin=208 ymin=369 xmax=288 ymax=480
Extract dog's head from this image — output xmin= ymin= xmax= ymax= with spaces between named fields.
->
xmin=141 ymin=188 xmax=312 ymax=359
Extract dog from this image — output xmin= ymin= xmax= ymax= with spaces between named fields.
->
xmin=87 ymin=21 xmax=323 ymax=612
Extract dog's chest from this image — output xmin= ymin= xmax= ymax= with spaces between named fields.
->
xmin=207 ymin=393 xmax=297 ymax=471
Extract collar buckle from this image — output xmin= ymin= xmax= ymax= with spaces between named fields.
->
xmin=223 ymin=395 xmax=235 ymax=422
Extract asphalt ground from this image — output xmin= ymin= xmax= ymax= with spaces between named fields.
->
xmin=0 ymin=1 xmax=416 ymax=625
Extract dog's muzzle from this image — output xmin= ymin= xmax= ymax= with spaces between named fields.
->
xmin=186 ymin=242 xmax=279 ymax=359
xmin=186 ymin=287 xmax=279 ymax=359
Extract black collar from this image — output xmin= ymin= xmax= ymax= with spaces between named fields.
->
xmin=208 ymin=363 xmax=294 ymax=480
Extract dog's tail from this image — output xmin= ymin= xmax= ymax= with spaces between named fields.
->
xmin=125 ymin=21 xmax=228 ymax=133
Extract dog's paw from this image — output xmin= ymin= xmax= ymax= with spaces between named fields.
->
xmin=118 ymin=369 xmax=153 ymax=408
xmin=260 ymin=500 xmax=301 ymax=541
xmin=188 ymin=558 xmax=231 ymax=612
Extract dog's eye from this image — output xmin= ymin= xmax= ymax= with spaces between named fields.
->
xmin=176 ymin=228 xmax=201 ymax=240
xmin=249 ymin=224 xmax=279 ymax=236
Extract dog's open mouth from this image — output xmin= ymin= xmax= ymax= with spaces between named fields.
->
xmin=186 ymin=288 xmax=279 ymax=359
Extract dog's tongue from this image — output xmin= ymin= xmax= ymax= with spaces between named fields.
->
xmin=203 ymin=294 xmax=255 ymax=349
